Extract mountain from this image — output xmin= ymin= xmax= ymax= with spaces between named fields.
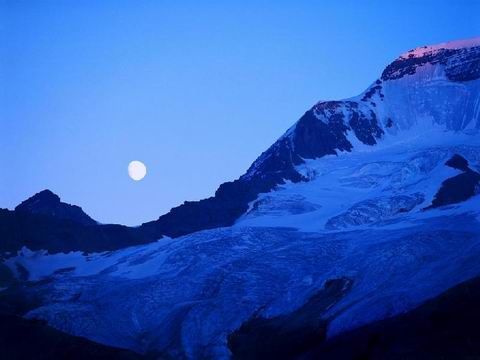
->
xmin=1 ymin=37 xmax=480 ymax=359
xmin=0 ymin=191 xmax=151 ymax=253
xmin=15 ymin=190 xmax=97 ymax=226
xmin=139 ymin=37 xmax=480 ymax=240
xmin=0 ymin=207 xmax=155 ymax=253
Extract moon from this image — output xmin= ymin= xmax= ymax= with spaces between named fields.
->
xmin=128 ymin=160 xmax=147 ymax=181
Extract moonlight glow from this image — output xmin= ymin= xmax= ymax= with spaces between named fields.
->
xmin=128 ymin=161 xmax=147 ymax=181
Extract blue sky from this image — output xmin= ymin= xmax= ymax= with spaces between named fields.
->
xmin=1 ymin=0 xmax=479 ymax=225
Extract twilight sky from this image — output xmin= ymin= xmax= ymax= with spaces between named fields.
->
xmin=1 ymin=0 xmax=479 ymax=225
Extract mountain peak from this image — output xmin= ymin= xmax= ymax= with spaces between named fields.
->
xmin=15 ymin=189 xmax=96 ymax=226
xmin=400 ymin=37 xmax=480 ymax=59
xmin=382 ymin=36 xmax=480 ymax=82
xmin=18 ymin=189 xmax=61 ymax=205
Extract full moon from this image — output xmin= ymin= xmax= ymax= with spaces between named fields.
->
xmin=128 ymin=160 xmax=147 ymax=181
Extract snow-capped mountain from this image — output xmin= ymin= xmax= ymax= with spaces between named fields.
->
xmin=246 ymin=37 xmax=480 ymax=181
xmin=2 ymin=37 xmax=480 ymax=359
xmin=140 ymin=37 xmax=480 ymax=241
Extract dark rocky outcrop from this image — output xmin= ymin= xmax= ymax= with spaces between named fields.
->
xmin=301 ymin=275 xmax=480 ymax=360
xmin=228 ymin=277 xmax=353 ymax=360
xmin=445 ymin=154 xmax=470 ymax=171
xmin=15 ymin=190 xmax=96 ymax=226
xmin=426 ymin=155 xmax=480 ymax=209
xmin=0 ymin=208 xmax=151 ymax=253
xmin=429 ymin=171 xmax=480 ymax=208
xmin=361 ymin=82 xmax=384 ymax=102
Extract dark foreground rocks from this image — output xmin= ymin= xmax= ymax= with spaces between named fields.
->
xmin=0 ymin=314 xmax=142 ymax=360
xmin=228 ymin=277 xmax=353 ymax=359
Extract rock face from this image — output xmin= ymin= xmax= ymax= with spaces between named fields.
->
xmin=445 ymin=154 xmax=470 ymax=171
xmin=427 ymin=155 xmax=480 ymax=209
xmin=245 ymin=101 xmax=384 ymax=181
xmin=15 ymin=190 xmax=96 ymax=226
xmin=228 ymin=277 xmax=353 ymax=360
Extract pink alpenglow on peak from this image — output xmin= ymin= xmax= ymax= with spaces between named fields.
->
xmin=381 ymin=37 xmax=480 ymax=82
xmin=400 ymin=37 xmax=480 ymax=59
